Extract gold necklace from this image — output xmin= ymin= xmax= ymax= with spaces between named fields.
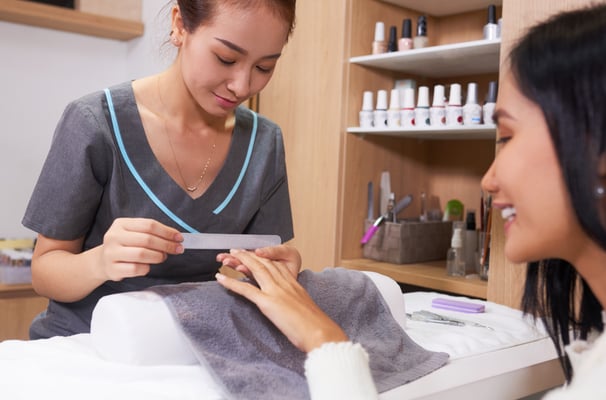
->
xmin=157 ymin=76 xmax=216 ymax=193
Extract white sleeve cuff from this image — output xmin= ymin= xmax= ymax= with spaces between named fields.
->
xmin=304 ymin=341 xmax=379 ymax=400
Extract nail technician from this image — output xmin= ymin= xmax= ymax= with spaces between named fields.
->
xmin=219 ymin=4 xmax=606 ymax=399
xmin=21 ymin=0 xmax=297 ymax=340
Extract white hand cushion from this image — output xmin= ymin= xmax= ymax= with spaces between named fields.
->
xmin=90 ymin=270 xmax=405 ymax=365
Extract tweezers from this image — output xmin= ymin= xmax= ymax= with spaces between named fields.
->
xmin=407 ymin=310 xmax=494 ymax=330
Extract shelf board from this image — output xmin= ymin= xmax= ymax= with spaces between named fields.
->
xmin=350 ymin=39 xmax=500 ymax=77
xmin=342 ymin=258 xmax=487 ymax=299
xmin=347 ymin=124 xmax=496 ymax=140
xmin=0 ymin=283 xmax=36 ymax=299
xmin=0 ymin=0 xmax=144 ymax=41
xmin=379 ymin=0 xmax=502 ymax=17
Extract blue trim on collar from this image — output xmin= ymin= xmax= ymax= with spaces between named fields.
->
xmin=213 ymin=108 xmax=258 ymax=214
xmin=104 ymin=88 xmax=199 ymax=233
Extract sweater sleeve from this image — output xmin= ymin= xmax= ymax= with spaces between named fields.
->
xmin=304 ymin=342 xmax=379 ymax=400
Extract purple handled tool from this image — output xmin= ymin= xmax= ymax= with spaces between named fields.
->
xmin=431 ymin=298 xmax=485 ymax=313
xmin=360 ymin=194 xmax=413 ymax=244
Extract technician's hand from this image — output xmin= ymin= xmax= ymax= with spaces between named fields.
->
xmin=217 ymin=244 xmax=301 ymax=279
xmin=215 ymin=249 xmax=348 ymax=353
xmin=99 ymin=218 xmax=183 ymax=281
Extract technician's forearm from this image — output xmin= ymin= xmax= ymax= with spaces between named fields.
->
xmin=31 ymin=246 xmax=106 ymax=302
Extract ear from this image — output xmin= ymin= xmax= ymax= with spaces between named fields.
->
xmin=170 ymin=5 xmax=185 ymax=45
xmin=598 ymin=152 xmax=606 ymax=179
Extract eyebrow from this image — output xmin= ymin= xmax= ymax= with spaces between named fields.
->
xmin=491 ymin=108 xmax=514 ymax=125
xmin=214 ymin=37 xmax=282 ymax=60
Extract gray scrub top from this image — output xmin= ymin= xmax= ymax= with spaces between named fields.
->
xmin=22 ymin=81 xmax=294 ymax=338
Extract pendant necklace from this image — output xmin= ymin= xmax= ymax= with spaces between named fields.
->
xmin=157 ymin=76 xmax=216 ymax=193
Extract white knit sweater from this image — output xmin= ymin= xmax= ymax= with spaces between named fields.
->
xmin=543 ymin=317 xmax=606 ymax=399
xmin=304 ymin=342 xmax=379 ymax=400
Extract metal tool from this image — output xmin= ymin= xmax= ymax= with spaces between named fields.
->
xmin=181 ymin=233 xmax=282 ymax=250
xmin=407 ymin=310 xmax=494 ymax=330
xmin=360 ymin=194 xmax=413 ymax=244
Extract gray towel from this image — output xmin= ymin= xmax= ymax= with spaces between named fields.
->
xmin=150 ymin=267 xmax=449 ymax=400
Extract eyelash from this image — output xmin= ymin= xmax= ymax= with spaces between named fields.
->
xmin=216 ymin=56 xmax=273 ymax=74
xmin=496 ymin=136 xmax=511 ymax=145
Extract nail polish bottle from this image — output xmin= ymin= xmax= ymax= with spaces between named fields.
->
xmin=413 ymin=16 xmax=428 ymax=49
xmin=398 ymin=18 xmax=413 ymax=51
xmin=446 ymin=83 xmax=463 ymax=126
xmin=400 ymin=87 xmax=416 ymax=128
xmin=483 ymin=5 xmax=498 ymax=40
xmin=430 ymin=84 xmax=446 ymax=126
xmin=464 ymin=210 xmax=478 ymax=275
xmin=387 ymin=25 xmax=398 ymax=52
xmin=372 ymin=22 xmax=387 ymax=54
xmin=463 ymin=82 xmax=482 ymax=125
xmin=483 ymin=81 xmax=498 ymax=125
xmin=414 ymin=86 xmax=430 ymax=127
xmin=374 ymin=89 xmax=388 ymax=128
xmin=387 ymin=89 xmax=401 ymax=127
xmin=359 ymin=91 xmax=374 ymax=128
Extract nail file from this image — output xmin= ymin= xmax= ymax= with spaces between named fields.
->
xmin=181 ymin=233 xmax=282 ymax=250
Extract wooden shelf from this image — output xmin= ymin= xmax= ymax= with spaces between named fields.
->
xmin=349 ymin=39 xmax=500 ymax=78
xmin=0 ymin=283 xmax=37 ymax=299
xmin=347 ymin=124 xmax=496 ymax=140
xmin=379 ymin=0 xmax=503 ymax=17
xmin=342 ymin=258 xmax=487 ymax=299
xmin=0 ymin=0 xmax=143 ymax=41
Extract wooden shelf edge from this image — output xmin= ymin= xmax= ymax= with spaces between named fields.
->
xmin=0 ymin=0 xmax=144 ymax=41
xmin=347 ymin=125 xmax=496 ymax=140
xmin=341 ymin=258 xmax=487 ymax=299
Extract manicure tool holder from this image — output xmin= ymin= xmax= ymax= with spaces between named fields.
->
xmin=362 ymin=219 xmax=452 ymax=264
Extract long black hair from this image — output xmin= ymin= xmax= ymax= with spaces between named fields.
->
xmin=509 ymin=3 xmax=606 ymax=382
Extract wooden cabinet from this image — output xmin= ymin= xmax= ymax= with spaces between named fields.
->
xmin=256 ymin=0 xmax=597 ymax=308
xmin=0 ymin=284 xmax=47 ymax=341
xmin=338 ymin=0 xmax=500 ymax=299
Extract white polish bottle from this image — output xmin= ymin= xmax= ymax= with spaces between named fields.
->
xmin=430 ymin=84 xmax=446 ymax=126
xmin=359 ymin=91 xmax=374 ymax=128
xmin=446 ymin=83 xmax=463 ymax=126
xmin=373 ymin=90 xmax=388 ymax=128
xmin=463 ymin=82 xmax=482 ymax=125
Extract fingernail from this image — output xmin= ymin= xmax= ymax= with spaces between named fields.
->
xmin=230 ymin=248 xmax=242 ymax=254
xmin=215 ymin=272 xmax=225 ymax=281
xmin=176 ymin=244 xmax=184 ymax=254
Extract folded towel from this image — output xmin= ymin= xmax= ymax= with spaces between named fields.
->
xmin=150 ymin=267 xmax=448 ymax=400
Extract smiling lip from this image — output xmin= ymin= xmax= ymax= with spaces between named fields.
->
xmin=215 ymin=94 xmax=238 ymax=109
xmin=493 ymin=202 xmax=516 ymax=235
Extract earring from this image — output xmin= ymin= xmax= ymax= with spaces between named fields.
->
xmin=596 ymin=185 xmax=605 ymax=198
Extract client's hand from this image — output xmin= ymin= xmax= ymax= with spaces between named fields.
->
xmin=217 ymin=244 xmax=301 ymax=279
xmin=215 ymin=249 xmax=348 ymax=353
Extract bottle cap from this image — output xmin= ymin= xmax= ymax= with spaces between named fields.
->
xmin=402 ymin=87 xmax=415 ymax=109
xmin=449 ymin=83 xmax=462 ymax=106
xmin=376 ymin=89 xmax=388 ymax=110
xmin=389 ymin=89 xmax=400 ymax=109
xmin=388 ymin=26 xmax=398 ymax=51
xmin=465 ymin=82 xmax=478 ymax=105
xmin=486 ymin=81 xmax=498 ymax=103
xmin=432 ymin=84 xmax=445 ymax=107
xmin=401 ymin=18 xmax=412 ymax=39
xmin=417 ymin=86 xmax=429 ymax=107
xmin=374 ymin=22 xmax=385 ymax=42
xmin=487 ymin=4 xmax=496 ymax=24
xmin=466 ymin=210 xmax=476 ymax=230
xmin=451 ymin=228 xmax=463 ymax=248
xmin=362 ymin=91 xmax=374 ymax=111
xmin=416 ymin=15 xmax=427 ymax=37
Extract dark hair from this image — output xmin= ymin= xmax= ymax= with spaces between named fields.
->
xmin=509 ymin=3 xmax=606 ymax=382
xmin=176 ymin=0 xmax=296 ymax=38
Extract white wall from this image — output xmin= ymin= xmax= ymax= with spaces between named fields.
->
xmin=0 ymin=0 xmax=173 ymax=238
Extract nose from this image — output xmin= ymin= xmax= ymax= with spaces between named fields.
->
xmin=226 ymin=67 xmax=251 ymax=99
xmin=481 ymin=159 xmax=498 ymax=195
